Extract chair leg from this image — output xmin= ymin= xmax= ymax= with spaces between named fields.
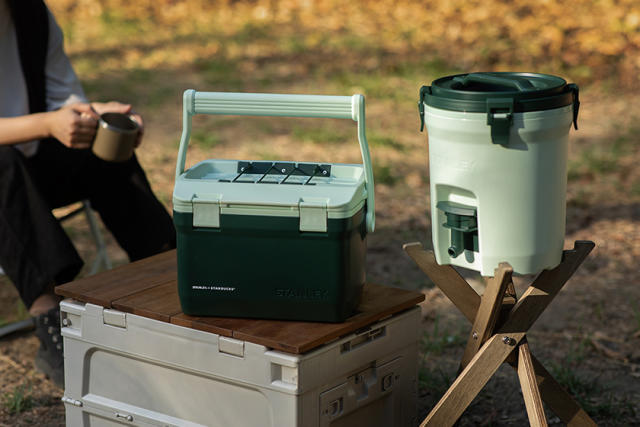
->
xmin=82 ymin=200 xmax=111 ymax=274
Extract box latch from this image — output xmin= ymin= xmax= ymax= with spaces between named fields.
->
xmin=299 ymin=199 xmax=328 ymax=232
xmin=218 ymin=336 xmax=245 ymax=357
xmin=192 ymin=193 xmax=221 ymax=228
xmin=103 ymin=309 xmax=126 ymax=328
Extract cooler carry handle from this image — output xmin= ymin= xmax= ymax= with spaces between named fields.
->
xmin=176 ymin=90 xmax=375 ymax=232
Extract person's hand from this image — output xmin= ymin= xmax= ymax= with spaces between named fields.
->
xmin=91 ymin=101 xmax=145 ymax=147
xmin=45 ymin=103 xmax=99 ymax=149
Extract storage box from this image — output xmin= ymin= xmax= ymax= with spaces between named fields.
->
xmin=60 ymin=300 xmax=420 ymax=427
xmin=172 ymin=91 xmax=376 ymax=322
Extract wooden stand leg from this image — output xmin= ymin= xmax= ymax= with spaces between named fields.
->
xmin=517 ymin=339 xmax=548 ymax=427
xmin=460 ymin=264 xmax=513 ymax=370
xmin=527 ymin=356 xmax=597 ymax=427
xmin=422 ymin=332 xmax=525 ymax=426
xmin=404 ymin=241 xmax=597 ymax=427
xmin=403 ymin=243 xmax=480 ymax=321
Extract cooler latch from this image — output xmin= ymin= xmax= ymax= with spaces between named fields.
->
xmin=192 ymin=193 xmax=221 ymax=228
xmin=486 ymin=97 xmax=514 ymax=146
xmin=299 ymin=199 xmax=328 ymax=232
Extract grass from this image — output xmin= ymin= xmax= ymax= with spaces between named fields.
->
xmin=418 ymin=315 xmax=466 ymax=396
xmin=633 ymin=303 xmax=640 ymax=333
xmin=549 ymin=337 xmax=636 ymax=420
xmin=369 ymin=132 xmax=406 ymax=151
xmin=418 ymin=365 xmax=453 ymax=397
xmin=592 ymin=301 xmax=604 ymax=322
xmin=292 ymin=125 xmax=350 ymax=145
xmin=420 ymin=315 xmax=466 ymax=355
xmin=191 ymin=129 xmax=222 ymax=149
xmin=568 ymin=128 xmax=636 ymax=182
xmin=2 ymin=384 xmax=33 ymax=415
xmin=373 ymin=164 xmax=398 ymax=186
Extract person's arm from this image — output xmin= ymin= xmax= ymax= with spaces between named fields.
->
xmin=41 ymin=9 xmax=145 ymax=148
xmin=0 ymin=103 xmax=98 ymax=148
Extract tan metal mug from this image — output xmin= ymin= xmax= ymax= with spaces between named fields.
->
xmin=92 ymin=112 xmax=139 ymax=162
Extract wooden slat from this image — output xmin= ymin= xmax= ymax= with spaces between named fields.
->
xmin=55 ymin=250 xmax=177 ymax=307
xmin=56 ymin=250 xmax=424 ymax=354
xmin=517 ymin=339 xmax=548 ymax=427
xmin=170 ymin=314 xmax=242 ymax=338
xmin=411 ymin=240 xmax=596 ymax=427
xmin=112 ymin=281 xmax=182 ymax=323
xmin=460 ymin=263 xmax=513 ymax=370
xmin=511 ymin=355 xmax=597 ymax=427
xmin=403 ymin=242 xmax=480 ymax=322
xmin=421 ymin=331 xmax=526 ymax=427
xmin=171 ymin=283 xmax=425 ymax=354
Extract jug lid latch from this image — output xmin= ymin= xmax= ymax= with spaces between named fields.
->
xmin=567 ymin=83 xmax=580 ymax=130
xmin=486 ymin=98 xmax=514 ymax=146
xmin=418 ymin=86 xmax=431 ymax=132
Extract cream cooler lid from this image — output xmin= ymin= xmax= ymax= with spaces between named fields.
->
xmin=173 ymin=159 xmax=368 ymax=220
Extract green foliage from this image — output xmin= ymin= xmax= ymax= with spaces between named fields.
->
xmin=195 ymin=59 xmax=244 ymax=91
xmin=16 ymin=300 xmax=28 ymax=321
xmin=373 ymin=164 xmax=397 ymax=186
xmin=418 ymin=364 xmax=453 ymax=397
xmin=568 ymin=130 xmax=634 ymax=181
xmin=550 ymin=337 xmax=636 ymax=420
xmin=292 ymin=125 xmax=350 ymax=145
xmin=191 ymin=130 xmax=222 ymax=150
xmin=369 ymin=133 xmax=405 ymax=151
xmin=418 ymin=316 xmax=464 ymax=396
xmin=51 ymin=0 xmax=640 ymax=89
xmin=2 ymin=384 xmax=33 ymax=415
xmin=633 ymin=303 xmax=640 ymax=332
xmin=421 ymin=315 xmax=466 ymax=356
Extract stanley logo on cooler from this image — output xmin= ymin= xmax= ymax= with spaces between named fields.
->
xmin=275 ymin=288 xmax=329 ymax=300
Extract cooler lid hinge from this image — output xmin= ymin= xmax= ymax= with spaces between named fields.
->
xmin=192 ymin=193 xmax=221 ymax=228
xmin=299 ymin=199 xmax=328 ymax=232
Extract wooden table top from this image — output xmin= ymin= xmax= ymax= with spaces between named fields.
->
xmin=56 ymin=250 xmax=425 ymax=354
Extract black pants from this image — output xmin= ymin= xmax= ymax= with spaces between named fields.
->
xmin=0 ymin=140 xmax=176 ymax=308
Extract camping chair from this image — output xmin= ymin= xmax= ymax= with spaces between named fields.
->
xmin=0 ymin=200 xmax=111 ymax=338
xmin=55 ymin=199 xmax=112 ymax=274
xmin=0 ymin=199 xmax=111 ymax=276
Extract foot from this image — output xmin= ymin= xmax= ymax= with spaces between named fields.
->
xmin=33 ymin=307 xmax=64 ymax=388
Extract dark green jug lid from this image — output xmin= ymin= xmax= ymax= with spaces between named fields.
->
xmin=418 ymin=72 xmax=580 ymax=135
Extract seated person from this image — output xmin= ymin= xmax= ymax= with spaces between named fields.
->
xmin=0 ymin=0 xmax=176 ymax=387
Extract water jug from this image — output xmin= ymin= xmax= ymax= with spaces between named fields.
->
xmin=418 ymin=72 xmax=580 ymax=275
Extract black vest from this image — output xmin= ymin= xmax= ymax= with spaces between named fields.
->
xmin=8 ymin=0 xmax=50 ymax=115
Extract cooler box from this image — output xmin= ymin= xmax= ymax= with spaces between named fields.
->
xmin=172 ymin=91 xmax=375 ymax=322
xmin=60 ymin=300 xmax=420 ymax=427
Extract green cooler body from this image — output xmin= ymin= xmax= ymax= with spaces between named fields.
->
xmin=172 ymin=90 xmax=375 ymax=322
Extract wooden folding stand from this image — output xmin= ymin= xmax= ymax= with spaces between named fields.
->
xmin=403 ymin=240 xmax=597 ymax=427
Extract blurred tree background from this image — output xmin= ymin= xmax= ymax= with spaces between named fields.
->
xmin=50 ymin=0 xmax=640 ymax=88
